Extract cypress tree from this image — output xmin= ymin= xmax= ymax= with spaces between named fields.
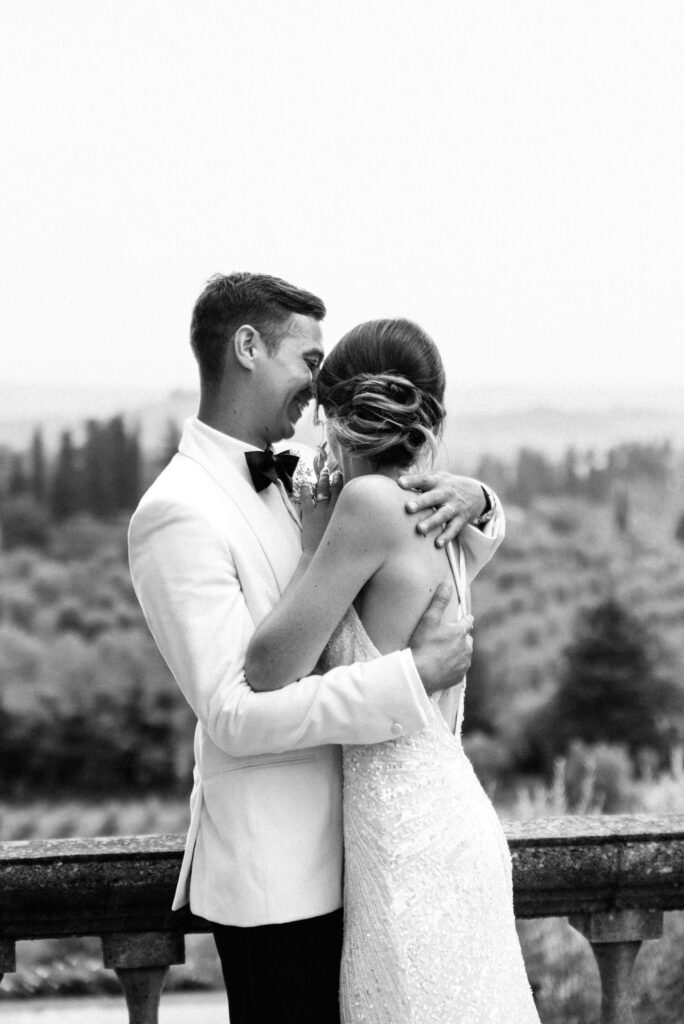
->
xmin=82 ymin=420 xmax=109 ymax=517
xmin=549 ymin=597 xmax=682 ymax=759
xmin=124 ymin=426 xmax=142 ymax=508
xmin=8 ymin=454 xmax=28 ymax=496
xmin=50 ymin=431 xmax=81 ymax=521
xmin=30 ymin=428 xmax=46 ymax=502
xmin=107 ymin=415 xmax=129 ymax=513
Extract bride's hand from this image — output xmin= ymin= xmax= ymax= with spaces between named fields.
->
xmin=300 ymin=468 xmax=343 ymax=559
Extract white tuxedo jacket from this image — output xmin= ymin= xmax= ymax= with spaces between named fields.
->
xmin=128 ymin=417 xmax=504 ymax=926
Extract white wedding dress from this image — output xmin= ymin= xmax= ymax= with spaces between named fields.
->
xmin=319 ymin=545 xmax=541 ymax=1024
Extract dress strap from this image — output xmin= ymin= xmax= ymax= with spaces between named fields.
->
xmin=444 ymin=540 xmax=469 ymax=616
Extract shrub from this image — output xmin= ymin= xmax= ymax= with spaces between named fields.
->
xmin=54 ymin=600 xmax=113 ymax=639
xmin=546 ymin=507 xmax=580 ymax=536
xmin=462 ymin=733 xmax=513 ymax=792
xmin=0 ymin=495 xmax=50 ymax=551
xmin=50 ymin=514 xmax=125 ymax=561
xmin=675 ymin=513 xmax=684 ymax=546
xmin=496 ymin=569 xmax=532 ymax=592
xmin=30 ymin=561 xmax=72 ymax=604
xmin=0 ymin=628 xmax=194 ymax=797
xmin=0 ymin=624 xmax=44 ymax=687
xmin=562 ymin=741 xmax=637 ymax=813
xmin=0 ymin=582 xmax=38 ymax=631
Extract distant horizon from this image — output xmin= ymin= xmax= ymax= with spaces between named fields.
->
xmin=1 ymin=376 xmax=682 ymax=416
xmin=1 ymin=377 xmax=682 ymax=464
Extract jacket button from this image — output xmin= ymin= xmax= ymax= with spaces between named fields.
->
xmin=390 ymin=722 xmax=403 ymax=737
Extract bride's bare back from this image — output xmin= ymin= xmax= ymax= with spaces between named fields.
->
xmin=349 ymin=474 xmax=459 ymax=656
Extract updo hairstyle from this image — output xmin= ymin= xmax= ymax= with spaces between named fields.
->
xmin=315 ymin=318 xmax=446 ymax=469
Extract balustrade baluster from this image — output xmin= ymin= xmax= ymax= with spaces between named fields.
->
xmin=569 ymin=908 xmax=663 ymax=1024
xmin=0 ymin=939 xmax=15 ymax=986
xmin=101 ymin=931 xmax=185 ymax=1024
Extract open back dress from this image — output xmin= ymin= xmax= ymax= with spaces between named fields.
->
xmin=318 ymin=542 xmax=541 ymax=1024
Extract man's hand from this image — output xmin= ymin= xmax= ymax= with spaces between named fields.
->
xmin=409 ymin=583 xmax=474 ymax=695
xmin=397 ymin=472 xmax=487 ymax=547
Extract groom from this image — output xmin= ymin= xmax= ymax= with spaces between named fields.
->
xmin=128 ymin=272 xmax=504 ymax=1024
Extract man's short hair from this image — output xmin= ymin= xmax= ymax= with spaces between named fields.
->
xmin=190 ymin=272 xmax=326 ymax=385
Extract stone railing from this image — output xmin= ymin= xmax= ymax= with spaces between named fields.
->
xmin=1 ymin=814 xmax=683 ymax=1023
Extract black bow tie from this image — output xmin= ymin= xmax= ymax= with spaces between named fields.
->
xmin=245 ymin=448 xmax=300 ymax=494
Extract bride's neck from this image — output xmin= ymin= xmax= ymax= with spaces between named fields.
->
xmin=342 ymin=453 xmax=414 ymax=483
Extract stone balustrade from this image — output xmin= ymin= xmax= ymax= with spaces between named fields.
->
xmin=1 ymin=814 xmax=684 ymax=1023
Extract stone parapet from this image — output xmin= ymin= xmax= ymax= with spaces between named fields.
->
xmin=2 ymin=814 xmax=683 ymax=1023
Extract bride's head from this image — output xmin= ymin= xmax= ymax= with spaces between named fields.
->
xmin=315 ymin=318 xmax=445 ymax=473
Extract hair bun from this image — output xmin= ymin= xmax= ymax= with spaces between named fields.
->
xmin=350 ymin=373 xmax=420 ymax=411
xmin=315 ymin=318 xmax=446 ymax=469
xmin=326 ymin=372 xmax=439 ymax=467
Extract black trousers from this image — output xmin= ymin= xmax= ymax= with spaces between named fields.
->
xmin=212 ymin=908 xmax=343 ymax=1024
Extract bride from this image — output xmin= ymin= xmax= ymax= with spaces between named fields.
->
xmin=246 ymin=318 xmax=540 ymax=1023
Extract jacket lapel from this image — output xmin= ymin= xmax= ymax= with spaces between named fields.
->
xmin=178 ymin=419 xmax=301 ymax=595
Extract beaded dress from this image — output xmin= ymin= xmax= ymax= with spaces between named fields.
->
xmin=319 ymin=544 xmax=540 ymax=1024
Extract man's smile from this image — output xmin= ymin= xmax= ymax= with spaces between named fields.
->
xmin=291 ymin=392 xmax=312 ymax=419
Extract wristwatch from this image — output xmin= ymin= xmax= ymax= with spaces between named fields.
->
xmin=471 ymin=485 xmax=497 ymax=527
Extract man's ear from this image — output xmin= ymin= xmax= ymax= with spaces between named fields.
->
xmin=234 ymin=325 xmax=260 ymax=369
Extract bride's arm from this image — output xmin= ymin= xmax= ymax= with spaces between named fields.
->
xmin=246 ymin=476 xmax=395 ymax=691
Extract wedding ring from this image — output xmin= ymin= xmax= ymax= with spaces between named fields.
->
xmin=315 ymin=493 xmax=330 ymax=502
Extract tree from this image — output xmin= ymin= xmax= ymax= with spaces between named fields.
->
xmin=50 ymin=431 xmax=82 ymax=521
xmin=472 ymin=455 xmax=509 ymax=502
xmin=614 ymin=488 xmax=630 ymax=534
xmin=561 ymin=447 xmax=581 ymax=497
xmin=105 ymin=415 xmax=130 ymax=512
xmin=82 ymin=419 xmax=109 ymax=517
xmin=123 ymin=425 xmax=142 ymax=509
xmin=584 ymin=449 xmax=609 ymax=502
xmin=512 ymin=448 xmax=557 ymax=506
xmin=81 ymin=416 xmax=141 ymax=517
xmin=539 ymin=597 xmax=683 ymax=765
xmin=30 ymin=428 xmax=47 ymax=502
xmin=7 ymin=454 xmax=27 ymax=496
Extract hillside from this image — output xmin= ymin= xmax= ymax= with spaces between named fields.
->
xmin=2 ymin=381 xmax=683 ymax=464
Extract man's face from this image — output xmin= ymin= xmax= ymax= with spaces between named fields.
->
xmin=253 ymin=313 xmax=324 ymax=445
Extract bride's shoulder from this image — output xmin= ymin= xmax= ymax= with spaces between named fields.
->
xmin=336 ymin=475 xmax=409 ymax=534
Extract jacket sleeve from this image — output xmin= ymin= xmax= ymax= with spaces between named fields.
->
xmin=128 ymin=496 xmax=432 ymax=758
xmin=458 ymin=490 xmax=506 ymax=582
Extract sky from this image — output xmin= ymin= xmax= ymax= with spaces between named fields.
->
xmin=2 ymin=0 xmax=683 ymax=402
